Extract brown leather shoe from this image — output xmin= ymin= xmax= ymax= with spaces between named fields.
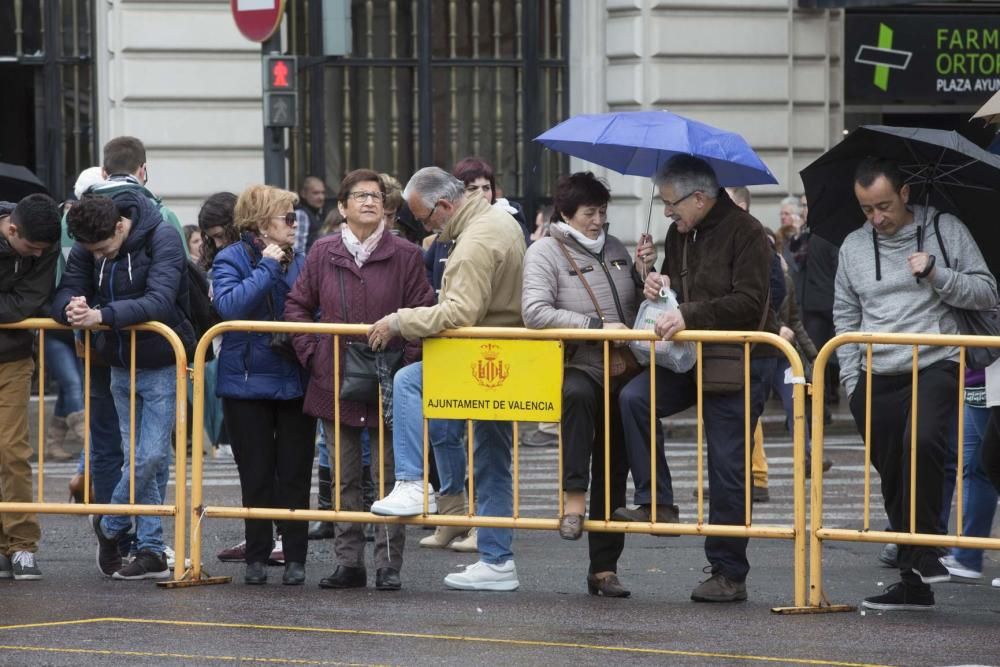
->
xmin=691 ymin=570 xmax=747 ymax=603
xmin=558 ymin=513 xmax=584 ymax=541
xmin=587 ymin=573 xmax=631 ymax=598
xmin=611 ymin=504 xmax=679 ymax=524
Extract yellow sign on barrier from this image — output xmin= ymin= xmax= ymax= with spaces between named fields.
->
xmin=423 ymin=338 xmax=563 ymax=421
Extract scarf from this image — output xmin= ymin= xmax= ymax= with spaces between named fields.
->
xmin=342 ymin=221 xmax=385 ymax=267
xmin=555 ymin=222 xmax=606 ymax=254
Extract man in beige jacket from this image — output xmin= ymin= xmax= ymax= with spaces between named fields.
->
xmin=368 ymin=166 xmax=526 ymax=591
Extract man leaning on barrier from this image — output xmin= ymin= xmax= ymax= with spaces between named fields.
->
xmin=367 ymin=166 xmax=526 ymax=592
xmin=835 ymin=156 xmax=998 ymax=611
xmin=0 ymin=194 xmax=61 ymax=581
xmin=53 ymin=192 xmax=195 ymax=581
xmin=616 ymin=154 xmax=780 ymax=603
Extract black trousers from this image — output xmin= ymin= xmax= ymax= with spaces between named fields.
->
xmin=561 ymin=368 xmax=628 ymax=574
xmin=980 ymin=406 xmax=1000 ymax=495
xmin=223 ymin=397 xmax=316 ymax=565
xmin=848 ymin=361 xmax=958 ymax=581
xmin=803 ymin=309 xmax=839 ymax=403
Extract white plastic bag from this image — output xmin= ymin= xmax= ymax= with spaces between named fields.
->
xmin=629 ymin=288 xmax=697 ymax=373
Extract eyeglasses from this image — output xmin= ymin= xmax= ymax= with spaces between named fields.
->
xmin=663 ymin=190 xmax=700 ymax=210
xmin=347 ymin=191 xmax=384 ymax=203
xmin=272 ymin=212 xmax=296 ymax=227
xmin=417 ymin=202 xmax=440 ymax=228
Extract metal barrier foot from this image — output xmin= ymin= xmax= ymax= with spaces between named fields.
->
xmin=157 ymin=567 xmax=232 ymax=589
xmin=771 ymin=590 xmax=856 ymax=614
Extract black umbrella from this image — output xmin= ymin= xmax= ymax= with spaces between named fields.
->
xmin=800 ymin=125 xmax=1000 ymax=278
xmin=0 ymin=162 xmax=48 ymax=202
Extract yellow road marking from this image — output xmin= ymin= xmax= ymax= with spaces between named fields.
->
xmin=0 ymin=645 xmax=381 ymax=666
xmin=0 ymin=617 xmax=894 ymax=667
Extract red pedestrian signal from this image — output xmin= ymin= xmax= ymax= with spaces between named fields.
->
xmin=271 ymin=60 xmax=289 ymax=88
xmin=263 ymin=55 xmax=297 ymax=92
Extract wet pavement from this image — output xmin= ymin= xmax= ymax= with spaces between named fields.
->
xmin=3 ymin=418 xmax=1000 ymax=666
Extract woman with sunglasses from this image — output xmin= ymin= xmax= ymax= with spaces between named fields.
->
xmin=285 ymin=169 xmax=435 ymax=592
xmin=211 ymin=184 xmax=315 ymax=586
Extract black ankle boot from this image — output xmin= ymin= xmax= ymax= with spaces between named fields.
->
xmin=361 ymin=464 xmax=375 ymax=512
xmin=308 ymin=466 xmax=335 ymax=540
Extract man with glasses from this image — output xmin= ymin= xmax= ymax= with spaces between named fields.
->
xmin=616 ymin=154 xmax=779 ymax=603
xmin=367 ymin=166 xmax=526 ymax=591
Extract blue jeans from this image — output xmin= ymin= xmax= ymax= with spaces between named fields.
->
xmin=74 ymin=365 xmax=123 ymax=504
xmin=620 ymin=357 xmax=776 ymax=582
xmin=102 ymin=365 xmax=177 ymax=554
xmin=428 ymin=419 xmax=468 ymax=496
xmin=949 ymin=404 xmax=998 ymax=572
xmin=393 ymin=362 xmax=513 ymax=564
xmin=44 ymin=336 xmax=84 ymax=417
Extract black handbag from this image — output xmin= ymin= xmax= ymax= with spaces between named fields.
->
xmin=337 ymin=267 xmax=404 ymax=404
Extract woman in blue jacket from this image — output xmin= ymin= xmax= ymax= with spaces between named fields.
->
xmin=212 ymin=184 xmax=314 ymax=586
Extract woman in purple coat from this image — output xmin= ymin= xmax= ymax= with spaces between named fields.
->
xmin=285 ymin=169 xmax=436 ymax=592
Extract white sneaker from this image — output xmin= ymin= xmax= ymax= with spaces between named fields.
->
xmin=444 ymin=560 xmax=519 ymax=591
xmin=993 ymin=577 xmax=1000 ymax=588
xmin=939 ymin=555 xmax=982 ymax=580
xmin=370 ymin=480 xmax=437 ymax=516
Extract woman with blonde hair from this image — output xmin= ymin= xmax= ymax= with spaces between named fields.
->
xmin=212 ymin=184 xmax=314 ymax=586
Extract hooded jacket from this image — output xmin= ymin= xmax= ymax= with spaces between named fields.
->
xmin=396 ymin=195 xmax=526 ymax=340
xmin=834 ymin=204 xmax=997 ymax=397
xmin=212 ymin=233 xmax=307 ymax=402
xmin=521 ymin=224 xmax=640 ymax=384
xmin=51 ymin=189 xmax=194 ymax=368
xmin=0 ymin=201 xmax=59 ymax=362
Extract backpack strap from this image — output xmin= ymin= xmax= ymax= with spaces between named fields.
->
xmin=932 ymin=212 xmax=951 ymax=268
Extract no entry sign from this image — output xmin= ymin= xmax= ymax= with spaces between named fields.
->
xmin=230 ymin=0 xmax=286 ymax=43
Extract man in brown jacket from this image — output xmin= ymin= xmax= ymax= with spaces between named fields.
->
xmin=615 ymin=154 xmax=779 ymax=603
xmin=368 ymin=166 xmax=526 ymax=591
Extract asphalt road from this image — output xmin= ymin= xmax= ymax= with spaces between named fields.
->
xmin=3 ymin=415 xmax=1000 ymax=666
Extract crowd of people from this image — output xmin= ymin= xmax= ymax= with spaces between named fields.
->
xmin=1 ymin=135 xmax=999 ymax=610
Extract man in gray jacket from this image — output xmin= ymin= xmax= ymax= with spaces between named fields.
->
xmin=834 ymin=156 xmax=997 ymax=611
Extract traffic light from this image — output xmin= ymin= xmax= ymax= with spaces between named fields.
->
xmin=262 ymin=55 xmax=298 ymax=128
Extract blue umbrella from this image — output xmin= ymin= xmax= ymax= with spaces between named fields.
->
xmin=534 ymin=110 xmax=777 ymax=186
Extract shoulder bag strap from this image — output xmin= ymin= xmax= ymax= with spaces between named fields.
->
xmin=553 ymin=237 xmax=606 ymax=321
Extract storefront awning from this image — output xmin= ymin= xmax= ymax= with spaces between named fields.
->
xmin=799 ymin=1 xmax=917 ymax=7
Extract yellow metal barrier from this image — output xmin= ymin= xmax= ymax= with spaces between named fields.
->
xmin=807 ymin=332 xmax=1000 ymax=612
xmin=0 ymin=317 xmax=189 ymax=582
xmin=186 ymin=321 xmax=809 ymax=606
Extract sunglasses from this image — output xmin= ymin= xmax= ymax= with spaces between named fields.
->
xmin=272 ymin=212 xmax=297 ymax=227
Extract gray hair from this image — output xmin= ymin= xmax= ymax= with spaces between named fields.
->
xmin=779 ymin=195 xmax=800 ymax=212
xmin=652 ymin=154 xmax=719 ymax=199
xmin=403 ymin=167 xmax=466 ymax=209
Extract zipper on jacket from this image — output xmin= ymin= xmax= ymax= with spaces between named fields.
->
xmin=108 ymin=259 xmax=125 ymax=366
xmin=571 ymin=238 xmax=629 ymax=323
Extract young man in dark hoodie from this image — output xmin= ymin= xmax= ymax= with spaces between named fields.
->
xmin=0 ymin=193 xmax=61 ymax=581
xmin=53 ymin=191 xmax=194 ymax=580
